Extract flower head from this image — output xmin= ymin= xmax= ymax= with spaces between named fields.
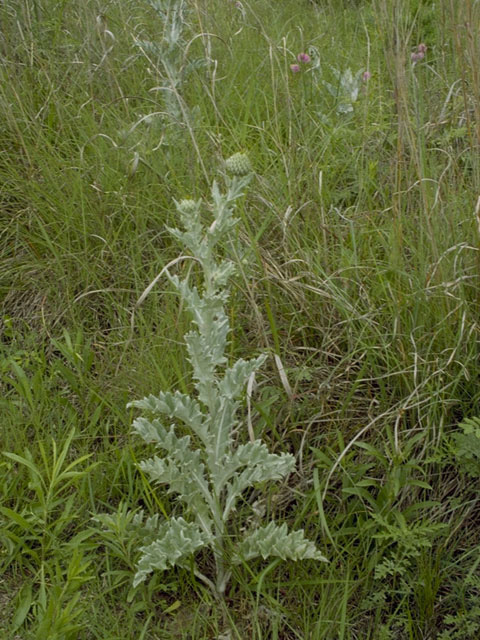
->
xmin=411 ymin=43 xmax=427 ymax=63
xmin=297 ymin=52 xmax=311 ymax=63
xmin=411 ymin=51 xmax=425 ymax=62
xmin=225 ymin=152 xmax=252 ymax=177
xmin=362 ymin=70 xmax=371 ymax=82
xmin=177 ymin=199 xmax=198 ymax=215
xmin=290 ymin=63 xmax=301 ymax=73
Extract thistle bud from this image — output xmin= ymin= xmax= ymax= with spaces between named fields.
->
xmin=225 ymin=152 xmax=252 ymax=177
xmin=177 ymin=199 xmax=198 ymax=214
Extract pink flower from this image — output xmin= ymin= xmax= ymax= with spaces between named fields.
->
xmin=411 ymin=51 xmax=425 ymax=62
xmin=411 ymin=43 xmax=427 ymax=63
xmin=362 ymin=71 xmax=371 ymax=82
xmin=290 ymin=63 xmax=301 ymax=73
xmin=297 ymin=53 xmax=311 ymax=63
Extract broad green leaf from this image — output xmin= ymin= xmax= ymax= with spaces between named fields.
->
xmin=3 ymin=452 xmax=45 ymax=486
xmin=0 ymin=507 xmax=34 ymax=531
xmin=11 ymin=581 xmax=32 ymax=632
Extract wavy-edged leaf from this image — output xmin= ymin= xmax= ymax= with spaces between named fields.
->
xmin=94 ymin=505 xmax=161 ymax=536
xmin=93 ymin=505 xmax=165 ymax=549
xmin=173 ymin=277 xmax=228 ymax=319
xmin=218 ymin=355 xmax=267 ymax=400
xmin=234 ymin=522 xmax=327 ymax=564
xmin=129 ymin=392 xmax=209 ymax=444
xmin=452 ymin=416 xmax=480 ymax=477
xmin=210 ymin=260 xmax=236 ymax=290
xmin=184 ymin=58 xmax=208 ymax=76
xmin=139 ymin=455 xmax=213 ymax=532
xmin=458 ymin=416 xmax=480 ymax=437
xmin=167 ymin=227 xmax=210 ymax=262
xmin=132 ymin=418 xmax=196 ymax=462
xmin=207 ymin=395 xmax=239 ymax=465
xmin=212 ymin=441 xmax=294 ymax=496
xmin=186 ymin=317 xmax=229 ymax=374
xmin=133 ymin=518 xmax=208 ymax=587
xmin=222 ymin=448 xmax=295 ymax=518
xmin=173 ymin=197 xmax=202 ymax=230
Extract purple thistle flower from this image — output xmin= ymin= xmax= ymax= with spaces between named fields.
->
xmin=411 ymin=51 xmax=425 ymax=62
xmin=362 ymin=71 xmax=371 ymax=82
xmin=290 ymin=63 xmax=301 ymax=73
xmin=297 ymin=53 xmax=311 ymax=64
xmin=411 ymin=43 xmax=427 ymax=63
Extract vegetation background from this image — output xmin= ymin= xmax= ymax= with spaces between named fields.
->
xmin=2 ymin=0 xmax=480 ymax=638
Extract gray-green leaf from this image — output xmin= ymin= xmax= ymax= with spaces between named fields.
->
xmin=212 ymin=440 xmax=294 ymax=498
xmin=139 ymin=454 xmax=213 ymax=532
xmin=218 ymin=355 xmax=267 ymax=400
xmin=234 ymin=522 xmax=327 ymax=563
xmin=128 ymin=392 xmax=209 ymax=444
xmin=133 ymin=518 xmax=208 ymax=586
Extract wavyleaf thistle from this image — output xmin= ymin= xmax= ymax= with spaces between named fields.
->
xmin=225 ymin=152 xmax=252 ymax=177
xmin=177 ymin=198 xmax=198 ymax=214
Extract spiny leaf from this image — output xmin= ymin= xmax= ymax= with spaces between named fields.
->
xmin=210 ymin=260 xmax=237 ymax=290
xmin=93 ymin=506 xmax=164 ymax=546
xmin=128 ymin=392 xmax=209 ymax=443
xmin=234 ymin=522 xmax=327 ymax=563
xmin=223 ymin=449 xmax=295 ymax=518
xmin=212 ymin=440 xmax=294 ymax=494
xmin=133 ymin=518 xmax=208 ymax=587
xmin=210 ymin=396 xmax=240 ymax=464
xmin=132 ymin=418 xmax=196 ymax=463
xmin=169 ymin=276 xmax=228 ymax=333
xmin=140 ymin=454 xmax=213 ymax=530
xmin=218 ymin=355 xmax=267 ymax=400
xmin=185 ymin=326 xmax=229 ymax=396
xmin=167 ymin=227 xmax=210 ymax=261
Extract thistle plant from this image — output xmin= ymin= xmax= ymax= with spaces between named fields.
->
xmin=135 ymin=0 xmax=205 ymax=123
xmin=122 ymin=0 xmax=206 ymax=174
xmin=323 ymin=66 xmax=366 ymax=114
xmin=101 ymin=153 xmax=326 ymax=599
xmin=303 ymin=46 xmax=366 ymax=114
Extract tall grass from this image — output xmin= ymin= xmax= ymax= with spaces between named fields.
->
xmin=2 ymin=0 xmax=480 ymax=637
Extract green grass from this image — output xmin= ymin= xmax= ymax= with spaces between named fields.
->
xmin=2 ymin=0 xmax=480 ymax=637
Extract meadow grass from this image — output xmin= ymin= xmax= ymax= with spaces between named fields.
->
xmin=2 ymin=0 xmax=480 ymax=637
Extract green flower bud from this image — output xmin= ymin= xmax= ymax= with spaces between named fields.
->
xmin=225 ymin=152 xmax=252 ymax=177
xmin=177 ymin=199 xmax=198 ymax=214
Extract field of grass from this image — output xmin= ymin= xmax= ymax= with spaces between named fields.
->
xmin=2 ymin=0 xmax=480 ymax=638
